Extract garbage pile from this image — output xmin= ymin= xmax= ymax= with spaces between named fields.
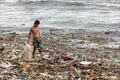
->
xmin=0 ymin=29 xmax=120 ymax=80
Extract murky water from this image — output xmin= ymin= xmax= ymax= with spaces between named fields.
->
xmin=0 ymin=0 xmax=120 ymax=31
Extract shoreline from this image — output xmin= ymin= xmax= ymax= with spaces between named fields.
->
xmin=1 ymin=27 xmax=120 ymax=41
xmin=1 ymin=27 xmax=120 ymax=51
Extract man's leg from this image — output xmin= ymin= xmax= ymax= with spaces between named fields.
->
xmin=38 ymin=41 xmax=43 ymax=58
xmin=32 ymin=46 xmax=36 ymax=58
xmin=38 ymin=49 xmax=43 ymax=58
xmin=32 ymin=39 xmax=37 ymax=58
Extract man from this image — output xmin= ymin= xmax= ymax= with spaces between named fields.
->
xmin=27 ymin=20 xmax=43 ymax=58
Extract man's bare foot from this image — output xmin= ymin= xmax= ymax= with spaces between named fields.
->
xmin=37 ymin=54 xmax=44 ymax=58
xmin=32 ymin=55 xmax=35 ymax=59
xmin=41 ymin=54 xmax=44 ymax=58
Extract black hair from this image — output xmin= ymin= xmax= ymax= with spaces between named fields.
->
xmin=34 ymin=20 xmax=40 ymax=25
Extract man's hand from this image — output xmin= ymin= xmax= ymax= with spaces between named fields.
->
xmin=27 ymin=28 xmax=32 ymax=44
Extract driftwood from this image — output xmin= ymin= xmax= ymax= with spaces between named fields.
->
xmin=0 ymin=47 xmax=5 ymax=54
xmin=63 ymin=58 xmax=77 ymax=66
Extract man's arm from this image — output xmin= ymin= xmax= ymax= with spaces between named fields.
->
xmin=27 ymin=28 xmax=32 ymax=43
xmin=39 ymin=27 xmax=41 ymax=38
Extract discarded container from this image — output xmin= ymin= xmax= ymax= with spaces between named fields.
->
xmin=74 ymin=73 xmax=79 ymax=79
xmin=24 ymin=75 xmax=27 ymax=80
xmin=62 ymin=73 xmax=67 ymax=79
xmin=23 ymin=62 xmax=30 ymax=67
xmin=80 ymin=61 xmax=92 ymax=65
xmin=64 ymin=56 xmax=73 ymax=61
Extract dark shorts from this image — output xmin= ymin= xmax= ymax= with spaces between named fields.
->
xmin=32 ymin=38 xmax=42 ymax=51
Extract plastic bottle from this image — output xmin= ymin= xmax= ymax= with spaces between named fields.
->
xmin=24 ymin=75 xmax=27 ymax=80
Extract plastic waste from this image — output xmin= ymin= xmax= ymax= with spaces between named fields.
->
xmin=22 ymin=43 xmax=33 ymax=60
xmin=24 ymin=75 xmax=27 ymax=80
xmin=64 ymin=56 xmax=73 ymax=61
xmin=80 ymin=61 xmax=92 ymax=65
xmin=23 ymin=62 xmax=30 ymax=67
xmin=0 ymin=29 xmax=120 ymax=79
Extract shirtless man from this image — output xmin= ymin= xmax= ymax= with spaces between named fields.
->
xmin=27 ymin=20 xmax=43 ymax=58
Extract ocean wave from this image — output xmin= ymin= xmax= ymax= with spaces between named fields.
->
xmin=16 ymin=0 xmax=90 ymax=8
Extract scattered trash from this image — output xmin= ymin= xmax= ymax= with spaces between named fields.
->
xmin=0 ymin=29 xmax=120 ymax=79
xmin=80 ymin=61 xmax=92 ymax=65
xmin=63 ymin=56 xmax=73 ymax=61
xmin=23 ymin=75 xmax=27 ymax=80
xmin=23 ymin=62 xmax=30 ymax=67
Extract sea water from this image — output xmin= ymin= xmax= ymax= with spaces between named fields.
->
xmin=0 ymin=0 xmax=120 ymax=31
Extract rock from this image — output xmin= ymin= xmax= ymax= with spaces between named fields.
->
xmin=104 ymin=31 xmax=112 ymax=34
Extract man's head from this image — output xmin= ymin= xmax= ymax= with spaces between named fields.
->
xmin=34 ymin=20 xmax=40 ymax=27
